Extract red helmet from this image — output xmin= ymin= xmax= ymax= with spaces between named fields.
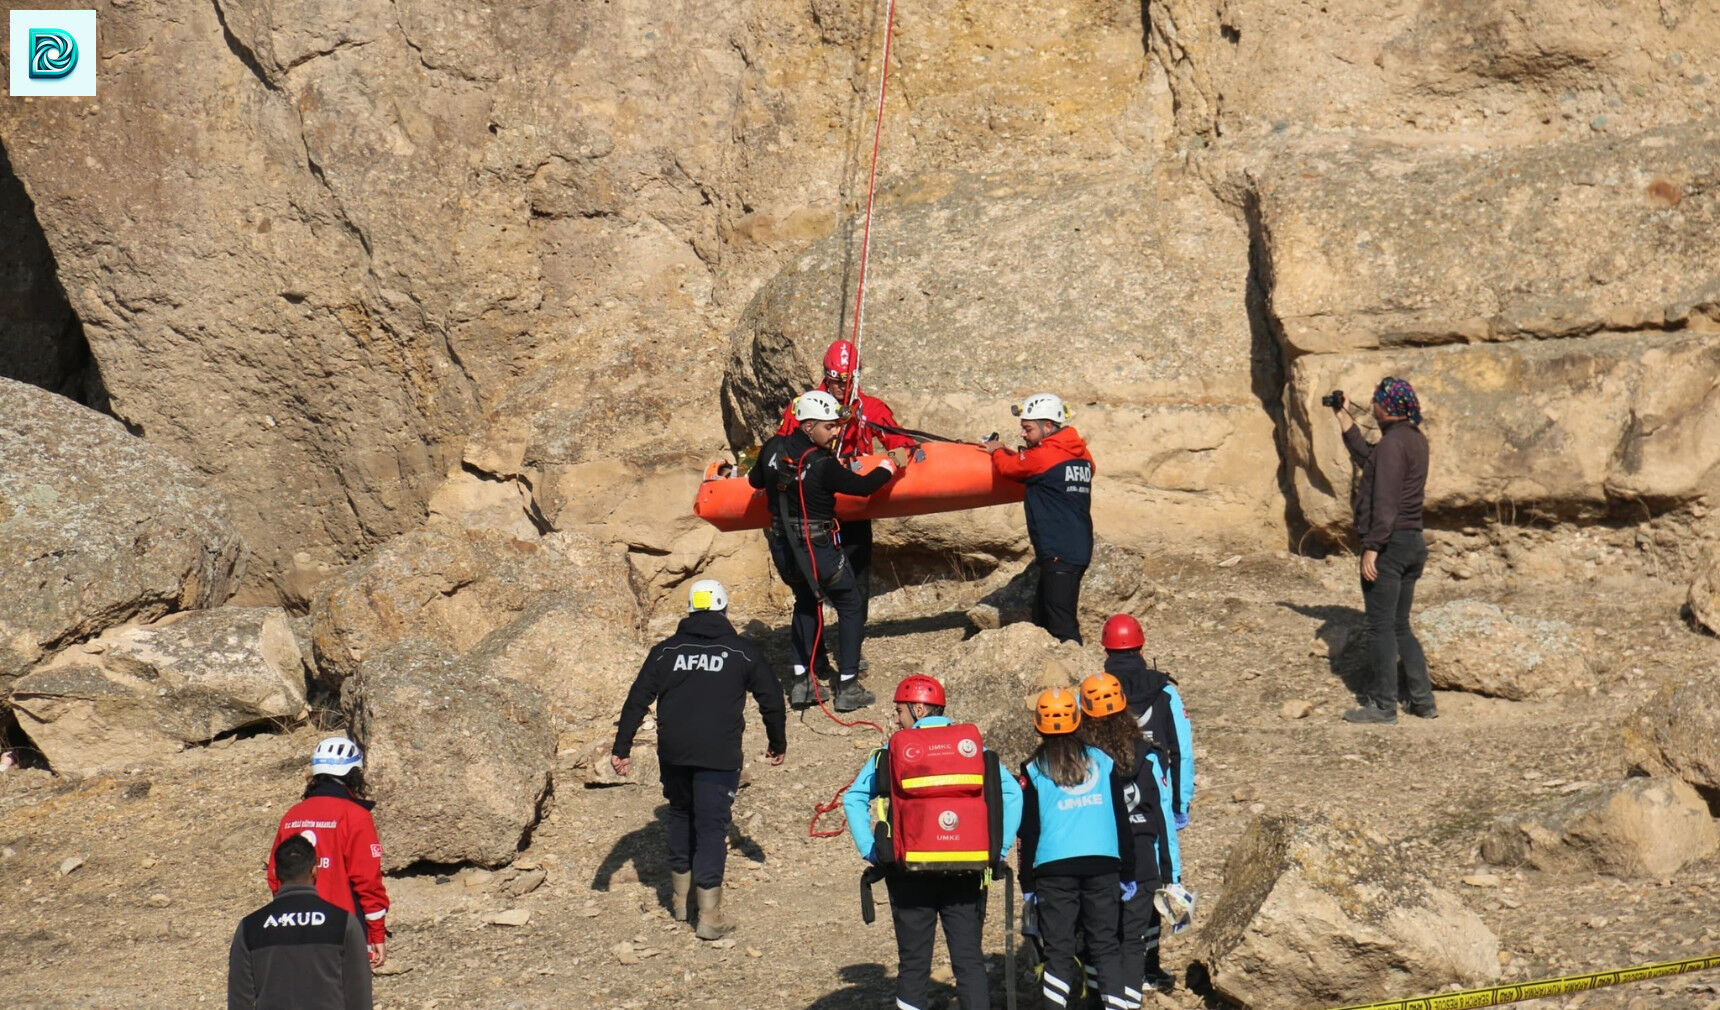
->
xmin=893 ymin=674 xmax=946 ymax=707
xmin=823 ymin=340 xmax=859 ymax=376
xmin=1101 ymin=614 xmax=1144 ymax=651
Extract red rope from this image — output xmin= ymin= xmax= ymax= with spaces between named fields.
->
xmin=845 ymin=0 xmax=901 ymax=412
xmin=790 ymin=448 xmax=887 ymax=838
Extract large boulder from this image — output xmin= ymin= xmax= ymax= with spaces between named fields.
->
xmin=344 ymin=639 xmax=555 ymax=870
xmin=1624 ymin=678 xmax=1720 ymax=798
xmin=466 ymin=591 xmax=645 ymax=735
xmin=310 ymin=524 xmax=641 ymax=688
xmin=10 ymin=608 xmax=307 ymax=776
xmin=1195 ymin=814 xmax=1500 ymax=1010
xmin=722 ymin=171 xmax=1283 ymax=555
xmin=1482 ymin=776 xmax=1718 ymax=878
xmin=0 ymin=377 xmax=244 ymax=690
xmin=930 ymin=622 xmax=1089 ymax=767
xmin=1411 ymin=600 xmax=1596 ymax=700
xmin=1285 ymin=330 xmax=1720 ymax=540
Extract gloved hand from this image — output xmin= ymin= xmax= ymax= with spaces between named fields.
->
xmin=1175 ymin=812 xmax=1190 ymax=830
xmin=1120 ymin=881 xmax=1138 ymax=902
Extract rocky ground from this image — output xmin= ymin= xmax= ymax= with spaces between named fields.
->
xmin=5 ymin=530 xmax=1720 ymax=1010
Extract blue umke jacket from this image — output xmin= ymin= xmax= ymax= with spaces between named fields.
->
xmin=1104 ymin=650 xmax=1194 ymax=820
xmin=1016 ymin=743 xmax=1135 ymax=892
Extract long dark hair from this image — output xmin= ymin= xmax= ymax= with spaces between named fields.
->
xmin=1030 ymin=734 xmax=1093 ymax=789
xmin=305 ymin=767 xmax=367 ymax=800
xmin=1079 ymin=711 xmax=1142 ymax=771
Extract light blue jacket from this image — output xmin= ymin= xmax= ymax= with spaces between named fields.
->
xmin=843 ymin=715 xmax=1024 ymax=861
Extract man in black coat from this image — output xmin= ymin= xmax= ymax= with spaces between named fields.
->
xmin=750 ymin=388 xmax=907 ymax=711
xmin=611 ymin=578 xmax=787 ymax=940
xmin=229 ymin=835 xmax=372 ymax=1010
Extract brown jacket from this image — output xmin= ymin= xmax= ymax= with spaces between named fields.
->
xmin=1343 ymin=420 xmax=1428 ymax=552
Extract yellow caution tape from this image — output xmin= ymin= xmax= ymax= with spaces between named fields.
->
xmin=1327 ymin=953 xmax=1720 ymax=1010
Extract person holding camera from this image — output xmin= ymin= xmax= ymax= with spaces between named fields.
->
xmin=1327 ymin=378 xmax=1433 ymax=724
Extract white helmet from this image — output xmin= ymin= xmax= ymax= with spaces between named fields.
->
xmin=311 ymin=736 xmax=363 ymax=776
xmin=1012 ymin=393 xmax=1068 ymax=424
xmin=1154 ymin=882 xmax=1196 ymax=934
xmin=794 ymin=389 xmax=843 ymax=422
xmin=687 ymin=578 xmax=729 ymax=613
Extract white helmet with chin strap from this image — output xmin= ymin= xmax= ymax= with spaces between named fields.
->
xmin=311 ymin=736 xmax=363 ymax=776
xmin=1012 ymin=392 xmax=1068 ymax=424
xmin=687 ymin=578 xmax=729 ymax=613
xmin=794 ymin=389 xmax=843 ymax=422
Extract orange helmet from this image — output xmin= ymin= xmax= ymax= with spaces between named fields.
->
xmin=1034 ymin=688 xmax=1082 ymax=735
xmin=1079 ymin=673 xmax=1128 ymax=717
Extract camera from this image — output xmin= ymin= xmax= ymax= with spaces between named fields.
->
xmin=1320 ymin=390 xmax=1346 ymax=409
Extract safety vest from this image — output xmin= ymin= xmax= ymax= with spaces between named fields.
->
xmin=870 ymin=723 xmax=1003 ymax=872
xmin=1023 ymin=746 xmax=1120 ymax=867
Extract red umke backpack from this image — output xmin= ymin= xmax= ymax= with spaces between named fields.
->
xmin=871 ymin=723 xmax=1005 ymax=872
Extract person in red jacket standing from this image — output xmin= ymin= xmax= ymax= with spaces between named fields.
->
xmin=981 ymin=393 xmax=1095 ymax=644
xmin=267 ymin=737 xmax=391 ymax=969
xmin=773 ymin=339 xmax=916 ymax=677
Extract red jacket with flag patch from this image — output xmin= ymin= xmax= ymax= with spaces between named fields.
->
xmin=267 ymin=782 xmax=390 ymax=946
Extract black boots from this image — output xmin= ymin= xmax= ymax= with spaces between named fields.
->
xmin=832 ymin=678 xmax=875 ymax=712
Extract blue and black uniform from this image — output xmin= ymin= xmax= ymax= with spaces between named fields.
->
xmin=843 ymin=716 xmax=1024 ymax=1010
xmin=990 ymin=426 xmax=1095 ymax=643
xmin=1018 ymin=746 xmax=1135 ymax=1010
xmin=1104 ymin=651 xmax=1195 ymax=828
xmin=1119 ymin=740 xmax=1181 ymax=1000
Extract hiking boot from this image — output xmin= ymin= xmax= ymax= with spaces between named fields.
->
xmin=693 ymin=886 xmax=734 ymax=940
xmin=670 ymin=871 xmax=691 ymax=922
xmin=1405 ymin=704 xmax=1439 ymax=719
xmin=857 ymin=657 xmax=869 ymax=676
xmin=1342 ymin=704 xmax=1397 ymax=724
xmin=788 ymin=674 xmax=814 ymax=710
xmin=832 ymin=679 xmax=875 ymax=713
xmin=1143 ymin=946 xmax=1174 ymax=992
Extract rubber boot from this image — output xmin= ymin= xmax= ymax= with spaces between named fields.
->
xmin=694 ymin=886 xmax=734 ymax=940
xmin=670 ymin=871 xmax=692 ymax=922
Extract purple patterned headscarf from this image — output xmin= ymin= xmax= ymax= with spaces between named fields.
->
xmin=1373 ymin=377 xmax=1421 ymax=425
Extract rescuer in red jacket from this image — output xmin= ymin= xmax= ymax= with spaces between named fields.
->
xmin=981 ymin=393 xmax=1095 ymax=644
xmin=773 ymin=339 xmax=915 ymax=677
xmin=267 ymin=737 xmax=391 ymax=969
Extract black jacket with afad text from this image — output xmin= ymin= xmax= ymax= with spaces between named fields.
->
xmin=228 ymin=882 xmax=371 ymax=1010
xmin=612 ymin=610 xmax=787 ymax=770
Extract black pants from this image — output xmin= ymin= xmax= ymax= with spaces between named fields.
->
xmin=1116 ymin=877 xmax=1161 ymax=1005
xmin=1361 ymin=529 xmax=1431 ymax=712
xmin=659 ymin=764 xmax=738 ymax=889
xmin=886 ymin=871 xmax=990 ymax=1010
xmin=1037 ymin=873 xmax=1123 ymax=1010
xmin=1033 ymin=559 xmax=1087 ymax=645
xmin=768 ymin=525 xmax=866 ymax=680
xmin=844 ymin=518 xmax=873 ymax=653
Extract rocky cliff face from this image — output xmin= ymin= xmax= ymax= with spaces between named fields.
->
xmin=0 ymin=0 xmax=1716 ymax=608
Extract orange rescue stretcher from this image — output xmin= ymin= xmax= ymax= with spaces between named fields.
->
xmin=692 ymin=442 xmax=1025 ymax=532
